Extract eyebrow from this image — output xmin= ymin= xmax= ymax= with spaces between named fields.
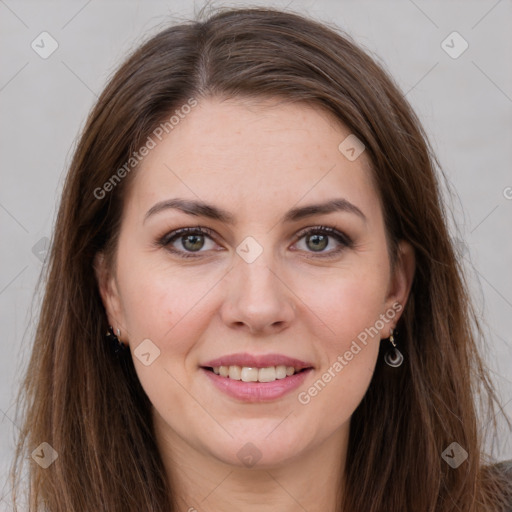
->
xmin=143 ymin=197 xmax=367 ymax=225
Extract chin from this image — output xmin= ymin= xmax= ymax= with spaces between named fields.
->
xmin=204 ymin=431 xmax=308 ymax=470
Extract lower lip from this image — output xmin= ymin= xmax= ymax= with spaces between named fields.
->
xmin=201 ymin=368 xmax=313 ymax=402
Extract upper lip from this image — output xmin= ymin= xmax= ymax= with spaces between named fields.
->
xmin=202 ymin=352 xmax=314 ymax=370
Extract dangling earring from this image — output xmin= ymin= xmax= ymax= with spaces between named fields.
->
xmin=106 ymin=325 xmax=127 ymax=355
xmin=384 ymin=328 xmax=404 ymax=367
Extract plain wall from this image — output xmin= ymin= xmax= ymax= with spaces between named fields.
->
xmin=1 ymin=0 xmax=511 ymax=506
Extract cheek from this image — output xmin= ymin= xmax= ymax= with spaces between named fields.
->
xmin=300 ymin=267 xmax=387 ymax=394
xmin=117 ymin=265 xmax=207 ymax=415
xmin=306 ymin=267 xmax=388 ymax=347
xmin=117 ymin=255 xmax=220 ymax=363
xmin=297 ymin=277 xmax=384 ymax=427
xmin=118 ymin=268 xmax=175 ymax=340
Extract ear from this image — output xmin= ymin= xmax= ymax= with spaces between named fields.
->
xmin=93 ymin=252 xmax=125 ymax=335
xmin=381 ymin=240 xmax=416 ymax=336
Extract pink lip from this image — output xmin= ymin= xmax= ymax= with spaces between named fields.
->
xmin=201 ymin=367 xmax=313 ymax=402
xmin=201 ymin=352 xmax=314 ymax=370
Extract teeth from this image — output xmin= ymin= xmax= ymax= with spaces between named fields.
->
xmin=229 ymin=365 xmax=242 ymax=380
xmin=258 ymin=367 xmax=277 ymax=382
xmin=275 ymin=366 xmax=287 ymax=379
xmin=210 ymin=365 xmax=299 ymax=382
xmin=240 ymin=367 xmax=258 ymax=382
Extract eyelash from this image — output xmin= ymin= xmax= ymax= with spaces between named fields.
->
xmin=155 ymin=225 xmax=353 ymax=260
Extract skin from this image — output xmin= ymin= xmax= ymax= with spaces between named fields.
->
xmin=95 ymin=97 xmax=415 ymax=511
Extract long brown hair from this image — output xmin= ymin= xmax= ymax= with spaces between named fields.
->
xmin=11 ymin=7 xmax=511 ymax=511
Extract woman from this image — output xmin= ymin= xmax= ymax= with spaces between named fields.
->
xmin=11 ymin=7 xmax=512 ymax=512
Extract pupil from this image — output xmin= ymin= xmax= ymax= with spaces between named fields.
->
xmin=308 ymin=234 xmax=327 ymax=251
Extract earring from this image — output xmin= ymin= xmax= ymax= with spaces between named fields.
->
xmin=384 ymin=328 xmax=404 ymax=367
xmin=106 ymin=325 xmax=127 ymax=355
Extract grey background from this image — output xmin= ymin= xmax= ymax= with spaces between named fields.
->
xmin=1 ymin=0 xmax=511 ymax=506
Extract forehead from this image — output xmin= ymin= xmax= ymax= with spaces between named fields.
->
xmin=124 ymin=97 xmax=381 ymax=224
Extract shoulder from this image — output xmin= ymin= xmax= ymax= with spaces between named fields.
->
xmin=495 ymin=459 xmax=512 ymax=473
xmin=487 ymin=459 xmax=512 ymax=511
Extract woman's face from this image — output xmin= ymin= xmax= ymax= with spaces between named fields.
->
xmin=97 ymin=97 xmax=414 ymax=470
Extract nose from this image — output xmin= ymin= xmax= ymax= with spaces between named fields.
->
xmin=220 ymin=253 xmax=297 ymax=336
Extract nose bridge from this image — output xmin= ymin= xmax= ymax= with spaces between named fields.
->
xmin=235 ymin=242 xmax=282 ymax=302
xmin=221 ymin=237 xmax=296 ymax=332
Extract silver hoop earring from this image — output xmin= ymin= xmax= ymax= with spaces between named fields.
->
xmin=384 ymin=328 xmax=404 ymax=368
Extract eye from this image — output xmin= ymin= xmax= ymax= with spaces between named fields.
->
xmin=156 ymin=227 xmax=218 ymax=258
xmin=292 ymin=225 xmax=353 ymax=257
xmin=155 ymin=225 xmax=353 ymax=259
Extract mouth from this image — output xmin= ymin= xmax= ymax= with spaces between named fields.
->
xmin=199 ymin=353 xmax=314 ymax=401
xmin=199 ymin=363 xmax=314 ymax=402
